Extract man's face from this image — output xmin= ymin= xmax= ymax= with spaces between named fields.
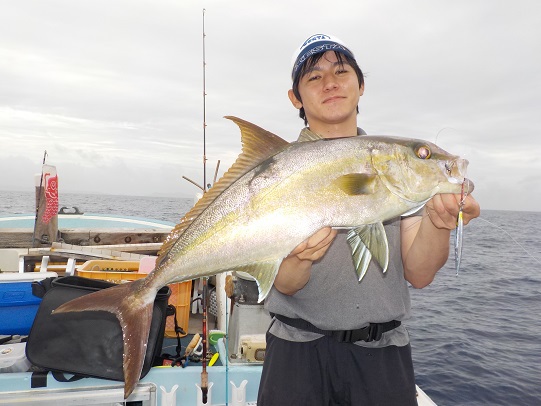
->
xmin=289 ymin=51 xmax=364 ymax=133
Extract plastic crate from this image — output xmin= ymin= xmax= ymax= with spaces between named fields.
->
xmin=76 ymin=260 xmax=191 ymax=337
xmin=165 ymin=281 xmax=192 ymax=338
xmin=76 ymin=260 xmax=145 ymax=283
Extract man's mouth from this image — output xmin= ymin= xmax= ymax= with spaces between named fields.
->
xmin=323 ymin=95 xmax=344 ymax=104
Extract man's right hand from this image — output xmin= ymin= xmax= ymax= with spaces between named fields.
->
xmin=273 ymin=227 xmax=337 ymax=295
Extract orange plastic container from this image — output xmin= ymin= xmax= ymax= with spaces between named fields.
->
xmin=76 ymin=260 xmax=145 ymax=283
xmin=165 ymin=280 xmax=192 ymax=338
xmin=77 ymin=259 xmax=192 ymax=337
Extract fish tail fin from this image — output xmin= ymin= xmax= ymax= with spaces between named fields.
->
xmin=54 ymin=279 xmax=156 ymax=399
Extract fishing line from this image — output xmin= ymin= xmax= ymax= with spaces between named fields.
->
xmin=434 ymin=127 xmax=459 ymax=146
xmin=475 ymin=217 xmax=541 ymax=266
xmin=403 ymin=214 xmax=540 ymax=267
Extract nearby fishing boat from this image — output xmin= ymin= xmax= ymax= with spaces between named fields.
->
xmin=0 ymin=212 xmax=174 ymax=230
xmin=0 ymin=212 xmax=173 ymax=249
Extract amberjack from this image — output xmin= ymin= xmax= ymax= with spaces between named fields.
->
xmin=54 ymin=116 xmax=473 ymax=398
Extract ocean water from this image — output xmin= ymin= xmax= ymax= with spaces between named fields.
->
xmin=1 ymin=191 xmax=540 ymax=405
xmin=408 ymin=210 xmax=541 ymax=405
xmin=0 ymin=191 xmax=193 ymax=223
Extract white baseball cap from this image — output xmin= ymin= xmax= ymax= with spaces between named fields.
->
xmin=291 ymin=33 xmax=355 ymax=80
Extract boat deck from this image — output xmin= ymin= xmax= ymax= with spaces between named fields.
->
xmin=0 ymin=213 xmax=437 ymax=405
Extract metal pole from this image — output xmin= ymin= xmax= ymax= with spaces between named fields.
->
xmin=31 ymin=150 xmax=48 ymax=247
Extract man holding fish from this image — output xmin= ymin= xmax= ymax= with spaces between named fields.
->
xmin=257 ymin=34 xmax=480 ymax=405
xmin=54 ymin=33 xmax=481 ymax=401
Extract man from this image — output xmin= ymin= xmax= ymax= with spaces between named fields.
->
xmin=257 ymin=34 xmax=480 ymax=405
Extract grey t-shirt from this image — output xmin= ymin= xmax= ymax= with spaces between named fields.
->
xmin=265 ymin=127 xmax=412 ymax=348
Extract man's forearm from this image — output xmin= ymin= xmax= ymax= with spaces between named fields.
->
xmin=401 ymin=214 xmax=451 ymax=288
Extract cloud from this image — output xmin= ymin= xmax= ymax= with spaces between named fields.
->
xmin=0 ymin=0 xmax=540 ymax=212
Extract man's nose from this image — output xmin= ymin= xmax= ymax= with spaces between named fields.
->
xmin=322 ymin=75 xmax=338 ymax=91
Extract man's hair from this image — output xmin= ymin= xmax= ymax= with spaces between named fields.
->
xmin=291 ymin=51 xmax=364 ymax=126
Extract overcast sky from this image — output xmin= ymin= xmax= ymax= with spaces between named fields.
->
xmin=1 ymin=0 xmax=540 ymax=212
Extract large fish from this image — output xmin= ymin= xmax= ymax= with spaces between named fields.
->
xmin=54 ymin=116 xmax=473 ymax=398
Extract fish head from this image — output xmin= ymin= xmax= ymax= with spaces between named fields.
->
xmin=370 ymin=137 xmax=474 ymax=203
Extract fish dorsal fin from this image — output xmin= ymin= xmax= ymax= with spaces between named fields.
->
xmin=297 ymin=127 xmax=324 ymax=142
xmin=226 ymin=116 xmax=290 ymax=163
xmin=235 ymin=259 xmax=282 ymax=302
xmin=157 ymin=117 xmax=289 ymax=265
xmin=347 ymin=223 xmax=390 ymax=281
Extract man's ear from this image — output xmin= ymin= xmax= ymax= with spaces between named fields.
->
xmin=288 ymin=89 xmax=303 ymax=109
xmin=359 ymin=83 xmax=365 ymax=97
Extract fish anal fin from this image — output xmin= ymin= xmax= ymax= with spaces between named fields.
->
xmin=235 ymin=260 xmax=282 ymax=302
xmin=158 ymin=117 xmax=290 ymax=266
xmin=53 ymin=279 xmax=155 ymax=399
xmin=347 ymin=223 xmax=390 ymax=281
xmin=334 ymin=174 xmax=377 ymax=195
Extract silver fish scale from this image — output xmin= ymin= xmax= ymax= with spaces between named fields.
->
xmin=155 ymin=135 xmax=468 ymax=290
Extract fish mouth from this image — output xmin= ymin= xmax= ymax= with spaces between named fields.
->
xmin=463 ymin=178 xmax=475 ymax=193
xmin=443 ymin=158 xmax=474 ymax=192
xmin=450 ymin=177 xmax=475 ymax=193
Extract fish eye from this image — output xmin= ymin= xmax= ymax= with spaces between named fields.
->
xmin=415 ymin=145 xmax=431 ymax=159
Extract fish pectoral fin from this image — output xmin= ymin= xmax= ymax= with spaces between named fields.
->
xmin=347 ymin=223 xmax=390 ymax=281
xmin=334 ymin=174 xmax=377 ymax=195
xmin=297 ymin=130 xmax=324 ymax=142
xmin=347 ymin=229 xmax=372 ymax=282
xmin=53 ymin=279 xmax=154 ymax=399
xmin=235 ymin=260 xmax=282 ymax=303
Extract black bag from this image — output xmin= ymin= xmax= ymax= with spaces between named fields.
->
xmin=26 ymin=276 xmax=170 ymax=382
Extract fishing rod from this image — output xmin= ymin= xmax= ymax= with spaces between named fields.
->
xmin=182 ymin=10 xmax=227 ymax=404
xmin=182 ymin=6 xmax=221 ymax=193
xmin=201 ymin=275 xmax=209 ymax=404
xmin=202 ymin=9 xmax=208 ymax=194
xmin=200 ymin=8 xmax=209 ymax=404
xmin=31 ymin=150 xmax=48 ymax=247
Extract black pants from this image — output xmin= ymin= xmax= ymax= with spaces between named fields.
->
xmin=257 ymin=332 xmax=418 ymax=406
